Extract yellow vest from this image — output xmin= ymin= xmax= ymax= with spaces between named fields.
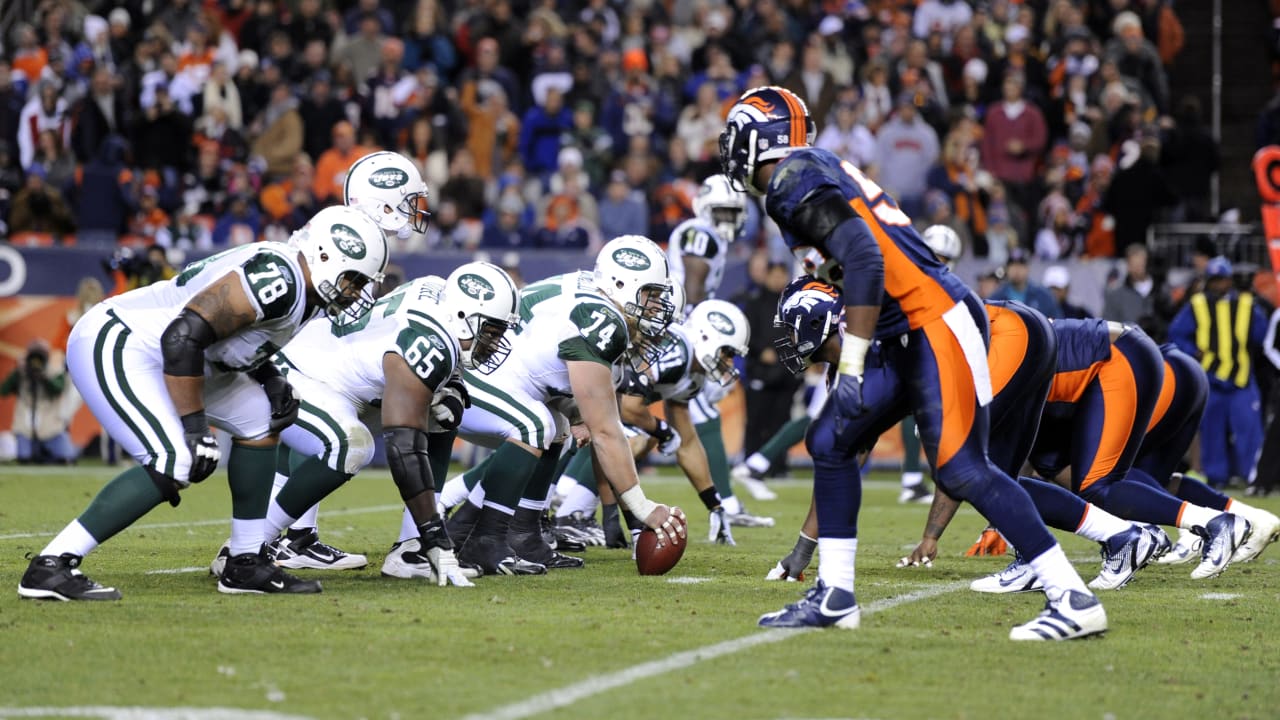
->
xmin=1190 ymin=291 xmax=1254 ymax=387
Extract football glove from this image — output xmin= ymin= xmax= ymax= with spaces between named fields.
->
xmin=181 ymin=411 xmax=220 ymax=484
xmin=431 ymin=377 xmax=471 ymax=431
xmin=964 ymin=527 xmax=1008 ymax=556
xmin=602 ymin=503 xmax=628 ymax=549
xmin=831 ymin=372 xmax=865 ymax=434
xmin=649 ymin=418 xmax=681 ymax=455
xmin=251 ymin=365 xmax=300 ymax=434
xmin=765 ymin=533 xmax=817 ymax=581
xmin=708 ymin=507 xmax=736 ymax=545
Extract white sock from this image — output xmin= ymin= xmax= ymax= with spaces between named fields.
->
xmin=263 ymin=501 xmax=297 ymax=541
xmin=817 ymin=537 xmax=857 ymax=593
xmin=1074 ymin=504 xmax=1134 ymax=543
xmin=483 ymin=499 xmax=514 ymax=516
xmin=556 ymin=483 xmax=599 ymax=518
xmin=467 ymin=482 xmax=487 ymax=507
xmin=1027 ymin=543 xmax=1089 ymax=601
xmin=398 ymin=507 xmax=417 ymax=544
xmin=292 ymin=504 xmax=319 ymax=532
xmin=745 ymin=453 xmax=770 ymax=474
xmin=544 ymin=484 xmax=556 ymax=507
xmin=517 ymin=496 xmax=546 ymax=512
xmin=1177 ymin=502 xmax=1220 ymax=531
xmin=439 ymin=474 xmax=471 ymax=510
xmin=42 ymin=520 xmax=99 ymax=558
xmin=1226 ymin=499 xmax=1275 ymax=524
xmin=229 ymin=518 xmax=265 ymax=556
xmin=269 ymin=471 xmax=288 ymax=503
xmin=901 ymin=471 xmax=924 ymax=488
xmin=722 ymin=495 xmax=743 ymax=515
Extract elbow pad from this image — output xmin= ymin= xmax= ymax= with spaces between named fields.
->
xmin=791 ymin=187 xmax=859 ymax=244
xmin=824 ymin=217 xmax=885 ymax=309
xmin=383 ymin=426 xmax=434 ymax=502
xmin=161 ymin=308 xmax=218 ymax=377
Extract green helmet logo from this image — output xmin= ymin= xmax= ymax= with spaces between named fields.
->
xmin=330 ymin=223 xmax=367 ymax=260
xmin=707 ymin=311 xmax=735 ymax=335
xmin=612 ymin=247 xmax=651 ymax=271
xmin=458 ymin=273 xmax=495 ymax=301
xmin=368 ymin=167 xmax=409 ymax=189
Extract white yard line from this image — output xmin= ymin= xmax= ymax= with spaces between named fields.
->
xmin=0 ymin=504 xmax=403 ymax=541
xmin=144 ymin=567 xmax=207 ymax=575
xmin=459 ymin=581 xmax=969 ymax=720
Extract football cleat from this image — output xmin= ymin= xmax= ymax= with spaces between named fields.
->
xmin=731 ymin=465 xmax=778 ymax=501
xmin=509 ymin=528 xmax=585 ymax=570
xmin=218 ymin=550 xmax=322 ymax=595
xmin=970 ymin=554 xmax=1043 ymax=594
xmin=272 ymin=528 xmax=368 ymax=571
xmin=554 ymin=512 xmax=606 ymax=547
xmin=726 ymin=510 xmax=775 ymax=528
xmin=897 ymin=484 xmax=933 ymax=505
xmin=1155 ymin=527 xmax=1201 ymax=565
xmin=18 ymin=554 xmax=122 ymax=601
xmin=757 ymin=580 xmax=860 ymax=629
xmin=1228 ymin=505 xmax=1280 ymax=563
xmin=1088 ymin=525 xmax=1159 ymax=590
xmin=1140 ymin=524 xmax=1173 ymax=560
xmin=1190 ymin=513 xmax=1251 ymax=580
xmin=210 ymin=543 xmax=231 ymax=578
xmin=1009 ymin=590 xmax=1107 ymax=641
xmin=457 ymin=532 xmax=546 ymax=576
xmin=381 ymin=538 xmax=481 ymax=580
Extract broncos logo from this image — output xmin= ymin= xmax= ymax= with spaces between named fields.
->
xmin=742 ymin=96 xmax=776 ymax=114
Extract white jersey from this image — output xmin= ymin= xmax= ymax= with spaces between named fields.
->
xmin=630 ymin=324 xmax=707 ymax=405
xmin=476 ymin=271 xmax=629 ymax=403
xmin=277 ymin=278 xmax=460 ymax=411
xmin=104 ymin=242 xmax=314 ymax=373
xmin=667 ymin=218 xmax=729 ymax=300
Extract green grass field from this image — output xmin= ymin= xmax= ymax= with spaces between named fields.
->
xmin=2 ymin=464 xmax=1278 ymax=720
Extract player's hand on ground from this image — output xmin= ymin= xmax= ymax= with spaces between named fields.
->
xmin=427 ymin=546 xmax=475 ymax=587
xmin=708 ymin=507 xmax=736 ymax=545
xmin=644 ymin=504 xmax=687 ymax=547
xmin=897 ymin=538 xmax=937 ymax=568
xmin=765 ymin=533 xmax=817 ymax=581
xmin=262 ymin=375 xmax=300 ymax=433
xmin=964 ymin=527 xmax=1008 ymax=556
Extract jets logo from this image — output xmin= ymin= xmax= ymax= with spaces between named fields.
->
xmin=458 ymin=273 xmax=495 ymax=301
xmin=368 ymin=167 xmax=409 ymax=189
xmin=707 ymin=311 xmax=735 ymax=335
xmin=330 ymin=223 xmax=367 ymax=260
xmin=611 ymin=248 xmax=651 ymax=271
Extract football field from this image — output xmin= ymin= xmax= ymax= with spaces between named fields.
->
xmin=2 ymin=464 xmax=1278 ymax=720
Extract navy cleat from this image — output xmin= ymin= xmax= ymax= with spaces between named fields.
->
xmin=1190 ymin=513 xmax=1251 ymax=579
xmin=1140 ymin=524 xmax=1173 ymax=561
xmin=1009 ymin=590 xmax=1107 ymax=641
xmin=970 ymin=553 xmax=1043 ymax=593
xmin=757 ymin=580 xmax=860 ymax=629
xmin=1088 ymin=525 xmax=1159 ymax=590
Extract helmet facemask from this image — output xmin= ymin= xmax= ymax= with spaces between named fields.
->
xmin=627 ymin=283 xmax=676 ymax=339
xmin=702 ymin=345 xmax=740 ymax=386
xmin=460 ymin=312 xmax=513 ymax=374
xmin=323 ymin=270 xmax=381 ymax=328
xmin=396 ymin=191 xmax=431 ymax=235
xmin=772 ymin=310 xmax=834 ymax=374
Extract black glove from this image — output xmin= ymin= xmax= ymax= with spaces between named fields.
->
xmin=181 ymin=411 xmax=220 ymax=484
xmin=431 ymin=376 xmax=471 ymax=431
xmin=647 ymin=418 xmax=681 ymax=454
xmin=252 ymin=365 xmax=299 ymax=433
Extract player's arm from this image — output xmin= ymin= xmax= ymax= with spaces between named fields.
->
xmin=618 ymin=393 xmax=656 ymax=428
xmin=900 ymin=491 xmax=962 ymax=567
xmin=568 ymin=360 xmax=685 ymax=544
xmin=380 ymin=352 xmax=439 ymax=522
xmin=683 ymin=257 xmax=710 ymax=306
xmin=164 ymin=272 xmax=259 ymax=416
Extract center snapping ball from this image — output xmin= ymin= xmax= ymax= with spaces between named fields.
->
xmin=635 ymin=514 xmax=688 ymax=575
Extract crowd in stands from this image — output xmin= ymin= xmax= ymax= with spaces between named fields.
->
xmin=0 ymin=0 xmax=1216 ymax=263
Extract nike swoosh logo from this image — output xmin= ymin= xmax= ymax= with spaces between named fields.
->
xmin=818 ymin=590 xmax=854 ymax=617
xmin=269 ymin=580 xmax=285 ymax=590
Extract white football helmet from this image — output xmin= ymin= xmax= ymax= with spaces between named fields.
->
xmin=343 ymin=151 xmax=430 ymax=238
xmin=921 ymin=225 xmax=961 ymax=266
xmin=693 ymin=174 xmax=747 ymax=244
xmin=685 ymin=299 xmax=750 ymax=386
xmin=593 ymin=235 xmax=674 ymax=339
xmin=292 ymin=205 xmax=389 ymax=326
xmin=437 ymin=261 xmax=520 ymax=373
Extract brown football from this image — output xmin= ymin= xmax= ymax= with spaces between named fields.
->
xmin=634 ymin=515 xmax=688 ymax=576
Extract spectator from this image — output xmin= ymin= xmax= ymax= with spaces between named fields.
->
xmin=168 ymin=209 xmax=214 ymax=250
xmin=194 ymin=102 xmax=248 ymax=166
xmin=990 ymin=249 xmax=1059 ymax=318
xmin=299 ymin=72 xmax=346 ymax=164
xmin=987 ymin=23 xmax=1048 ymax=104
xmin=11 ymin=22 xmax=48 ymax=84
xmin=1103 ymin=133 xmax=1178 ymax=254
xmin=233 ymin=49 xmax=267 ymax=124
xmin=158 ymin=0 xmax=202 ymax=43
xmin=34 ymin=129 xmax=76 ymax=195
xmin=1169 ymin=257 xmax=1269 ymax=488
xmin=914 ymin=0 xmax=974 ymax=40
xmin=1 ymin=340 xmax=77 ymax=465
xmin=260 ymin=154 xmax=318 ymax=233
xmin=896 ymin=39 xmax=949 ymax=113
xmin=816 ymin=97 xmax=876 ymax=170
xmin=343 ymin=0 xmax=395 ymax=36
xmin=927 ymin=127 xmax=991 ymax=256
xmin=0 ymin=141 xmax=19 ymax=233
xmin=17 ymin=81 xmax=68 ymax=172
xmin=363 ymin=38 xmax=410 ymax=149
xmin=518 ymin=85 xmax=572 ymax=177
xmin=674 ymin=81 xmax=724 ymax=172
xmin=401 ymin=65 xmax=466 ymax=153
xmin=287 ymin=0 xmax=334 ymax=52
xmin=560 ymin=99 xmax=611 ymax=191
xmin=402 ymin=116 xmax=449 ymax=195
xmin=438 ymin=148 xmax=487 ymax=226
xmin=212 ymin=192 xmax=261 ymax=245
xmin=736 ymin=260 xmax=804 ymax=464
xmin=462 ymin=82 xmax=520 ymax=183
xmin=459 ymin=37 xmax=523 ymax=117
xmin=785 ymin=37 xmax=838 ymax=129
xmin=332 ymin=12 xmax=386 ymax=92
xmin=1103 ymin=243 xmax=1158 ymax=325
xmin=313 ymin=121 xmax=375 ymax=204
xmin=237 ymin=0 xmax=280 ymax=57
xmin=250 ymin=82 xmax=303 ymax=180
xmin=0 ymin=59 xmax=22 ymax=154
xmin=481 ymin=191 xmax=534 ymax=249
xmin=9 ymin=164 xmax=75 ymax=236
xmin=1105 ymin=11 xmax=1169 ymax=113
xmin=1161 ymin=96 xmax=1220 ymax=222
xmin=1044 ymin=265 xmax=1090 ymax=319
xmin=201 ymin=60 xmax=243 ymax=131
xmin=976 ymin=266 xmax=1004 ymax=300
xmin=982 ymin=71 xmax=1047 ymax=235
xmin=403 ymin=0 xmax=456 ymax=76
xmin=183 ymin=141 xmax=226 ymax=217
xmin=106 ymin=9 xmax=134 ymax=65
xmin=424 ymin=199 xmax=478 ymax=250
xmin=1034 ymin=190 xmax=1078 ymax=261
xmin=134 ymin=85 xmax=193 ymax=173
xmin=533 ymin=194 xmax=593 ymax=250
xmin=860 ymin=58 xmax=894 ymax=132
xmin=128 ymin=186 xmax=172 ymax=246
xmin=597 ymin=169 xmax=649 ymax=241
xmin=1077 ymin=154 xmax=1118 ymax=258
xmin=874 ymin=92 xmax=939 ymax=217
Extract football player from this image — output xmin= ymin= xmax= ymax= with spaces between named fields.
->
xmin=722 ymin=85 xmax=1103 ymax=640
xmin=19 ymin=205 xmax=389 ymax=599
xmin=443 ymin=236 xmax=687 ymax=575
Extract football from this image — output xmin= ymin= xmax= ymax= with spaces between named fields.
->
xmin=634 ymin=516 xmax=688 ymax=576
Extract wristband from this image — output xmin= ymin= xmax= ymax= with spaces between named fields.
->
xmin=181 ymin=410 xmax=210 ymax=435
xmin=619 ymin=485 xmax=657 ymax=522
xmin=838 ymin=333 xmax=871 ymax=377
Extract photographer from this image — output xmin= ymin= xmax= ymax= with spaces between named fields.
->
xmin=9 ymin=164 xmax=76 ymax=237
xmin=1 ymin=340 xmax=77 ymax=464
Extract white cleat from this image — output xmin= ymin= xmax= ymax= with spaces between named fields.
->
xmin=381 ymin=538 xmax=480 ymax=580
xmin=731 ymin=465 xmax=778 ymax=501
xmin=1009 ymin=590 xmax=1108 ymax=641
xmin=897 ymin=484 xmax=933 ymax=504
xmin=1228 ymin=506 xmax=1280 ymax=563
xmin=970 ymin=555 xmax=1043 ymax=594
xmin=272 ymin=529 xmax=368 ymax=571
xmin=1088 ymin=525 xmax=1159 ymax=590
xmin=1190 ymin=513 xmax=1251 ymax=580
xmin=1154 ymin=527 xmax=1202 ymax=565
xmin=727 ymin=510 xmax=775 ymax=528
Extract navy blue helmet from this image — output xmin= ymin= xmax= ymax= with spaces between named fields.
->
xmin=774 ymin=275 xmax=843 ymax=373
xmin=719 ymin=86 xmax=816 ymax=195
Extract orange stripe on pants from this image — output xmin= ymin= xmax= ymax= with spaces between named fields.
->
xmin=1146 ymin=361 xmax=1176 ymax=433
xmin=922 ymin=319 xmax=977 ymax=468
xmin=1079 ymin=350 xmax=1140 ymax=491
xmin=986 ymin=305 xmax=1029 ymax=397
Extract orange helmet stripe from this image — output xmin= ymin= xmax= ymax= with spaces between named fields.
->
xmin=779 ymin=89 xmax=806 ymax=147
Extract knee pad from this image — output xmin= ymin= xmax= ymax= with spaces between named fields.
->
xmin=342 ymin=423 xmax=375 ymax=475
xmin=145 ymin=465 xmax=185 ymax=508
